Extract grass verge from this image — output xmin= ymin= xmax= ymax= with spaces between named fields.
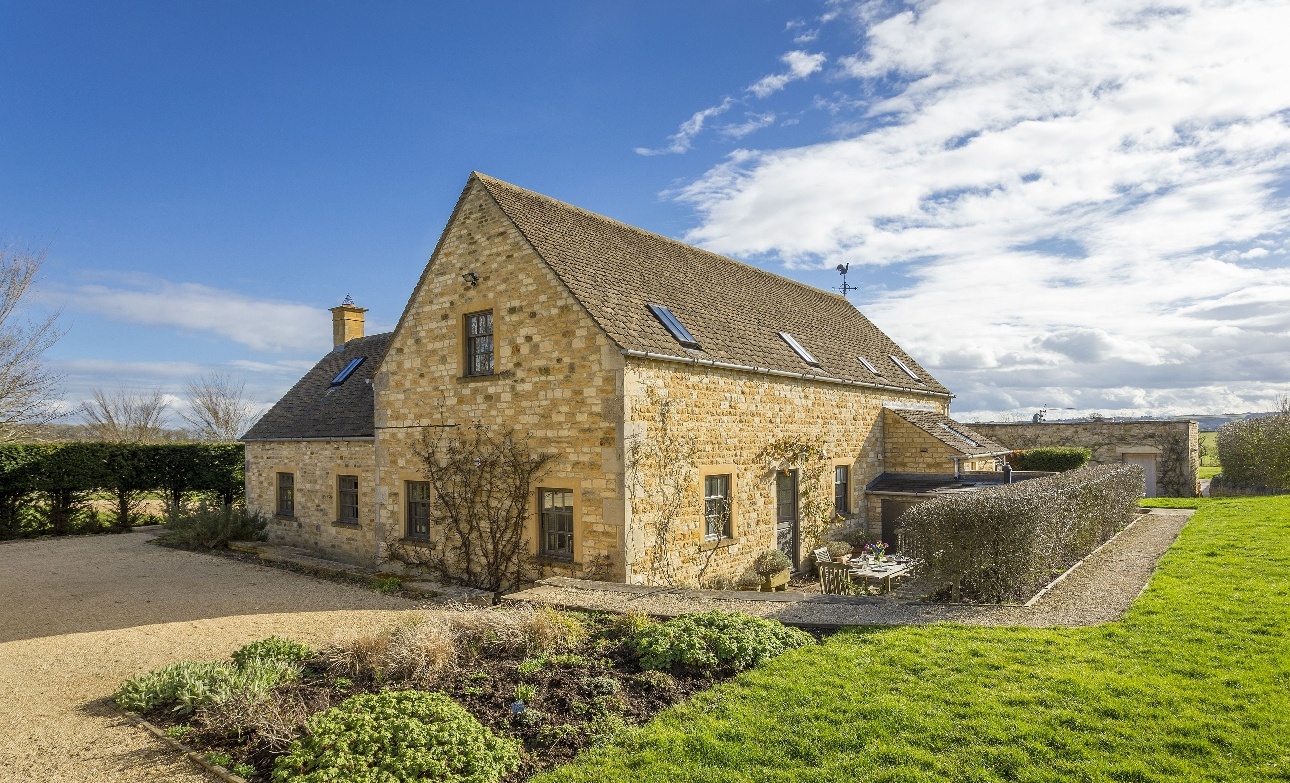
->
xmin=537 ymin=497 xmax=1290 ymax=783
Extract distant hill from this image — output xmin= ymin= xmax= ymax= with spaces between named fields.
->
xmin=10 ymin=423 xmax=196 ymax=443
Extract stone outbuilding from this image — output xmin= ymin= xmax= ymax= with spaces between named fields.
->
xmin=242 ymin=172 xmax=1005 ymax=587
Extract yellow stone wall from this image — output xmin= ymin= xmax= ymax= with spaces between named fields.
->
xmin=244 ymin=440 xmax=378 ymax=566
xmin=372 ymin=179 xmax=628 ymax=581
xmin=623 ymin=360 xmax=948 ymax=586
xmin=882 ymin=410 xmax=965 ymax=473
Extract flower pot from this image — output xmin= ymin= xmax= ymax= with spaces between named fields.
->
xmin=760 ymin=569 xmax=790 ymax=592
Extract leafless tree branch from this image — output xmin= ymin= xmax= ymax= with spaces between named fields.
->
xmin=181 ymin=373 xmax=255 ymax=441
xmin=81 ymin=387 xmax=171 ymax=443
xmin=0 ymin=243 xmax=63 ymax=441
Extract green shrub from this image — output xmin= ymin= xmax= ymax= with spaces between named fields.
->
xmin=1217 ymin=413 xmax=1290 ymax=491
xmin=751 ymin=550 xmax=791 ymax=578
xmin=1010 ymin=447 xmax=1092 ymax=471
xmin=115 ymin=654 xmax=301 ymax=714
xmin=272 ymin=691 xmax=520 ymax=783
xmin=631 ymin=611 xmax=814 ymax=674
xmin=231 ymin=637 xmax=313 ymax=668
xmin=154 ymin=505 xmax=267 ymax=550
xmin=901 ymin=463 xmax=1142 ymax=603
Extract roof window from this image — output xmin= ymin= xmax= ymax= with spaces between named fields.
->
xmin=940 ymin=423 xmax=979 ymax=448
xmin=779 ymin=332 xmax=820 ymax=367
xmin=857 ymin=355 xmax=881 ymax=375
xmin=647 ymin=304 xmax=701 ymax=349
xmin=889 ymin=355 xmax=921 ymax=381
xmin=330 ymin=357 xmax=365 ymax=386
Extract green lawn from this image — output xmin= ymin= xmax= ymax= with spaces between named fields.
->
xmin=539 ymin=497 xmax=1290 ymax=783
xmin=1201 ymin=432 xmax=1220 ymax=467
xmin=1200 ymin=465 xmax=1222 ymax=480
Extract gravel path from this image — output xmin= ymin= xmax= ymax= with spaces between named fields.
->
xmin=507 ymin=508 xmax=1194 ymax=628
xmin=0 ymin=530 xmax=424 ymax=783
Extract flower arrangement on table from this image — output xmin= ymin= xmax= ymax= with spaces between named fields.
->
xmin=862 ymin=541 xmax=889 ymax=562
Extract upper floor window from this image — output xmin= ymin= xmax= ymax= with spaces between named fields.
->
xmin=465 ymin=310 xmax=494 ymax=376
xmin=834 ymin=466 xmax=850 ymax=515
xmin=337 ymin=475 xmax=359 ymax=524
xmin=539 ymin=487 xmax=574 ymax=560
xmin=703 ymin=474 xmax=732 ymax=539
xmin=276 ymin=472 xmax=295 ymax=517
xmin=406 ymin=481 xmax=431 ymax=540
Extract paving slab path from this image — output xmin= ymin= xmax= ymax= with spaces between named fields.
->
xmin=0 ymin=529 xmax=424 ymax=783
xmin=506 ymin=508 xmax=1194 ymax=628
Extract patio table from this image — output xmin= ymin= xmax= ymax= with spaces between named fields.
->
xmin=841 ymin=558 xmax=913 ymax=594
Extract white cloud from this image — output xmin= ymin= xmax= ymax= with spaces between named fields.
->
xmin=51 ymin=278 xmax=332 ymax=353
xmin=672 ymin=0 xmax=1290 ymax=417
xmin=747 ymin=50 xmax=827 ymax=99
xmin=635 ymin=98 xmax=735 ymax=156
xmin=722 ymin=113 xmax=778 ymax=140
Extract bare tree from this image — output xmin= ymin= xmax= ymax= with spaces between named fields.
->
xmin=81 ymin=387 xmax=171 ymax=443
xmin=181 ymin=373 xmax=255 ymax=441
xmin=0 ymin=244 xmax=63 ymax=441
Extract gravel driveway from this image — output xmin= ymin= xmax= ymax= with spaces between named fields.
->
xmin=0 ymin=530 xmax=422 ymax=783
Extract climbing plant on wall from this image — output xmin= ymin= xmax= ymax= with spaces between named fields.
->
xmin=756 ymin=439 xmax=834 ymax=552
xmin=625 ymin=387 xmax=697 ymax=587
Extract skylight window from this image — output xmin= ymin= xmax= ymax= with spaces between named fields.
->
xmin=647 ymin=304 xmax=701 ymax=349
xmin=779 ymin=332 xmax=820 ymax=367
xmin=940 ymin=424 xmax=979 ymax=448
xmin=889 ymin=355 xmax=922 ymax=381
xmin=330 ymin=357 xmax=365 ymax=386
xmin=857 ymin=355 xmax=881 ymax=375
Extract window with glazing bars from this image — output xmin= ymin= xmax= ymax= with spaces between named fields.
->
xmin=834 ymin=465 xmax=850 ymax=515
xmin=539 ymin=488 xmax=574 ymax=559
xmin=464 ymin=310 xmax=494 ymax=376
xmin=704 ymin=474 xmax=732 ymax=539
xmin=337 ymin=475 xmax=359 ymax=523
xmin=406 ymin=481 xmax=431 ymax=540
xmin=276 ymin=472 xmax=294 ymax=516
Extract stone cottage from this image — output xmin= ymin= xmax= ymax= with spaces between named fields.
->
xmin=242 ymin=172 xmax=1004 ymax=587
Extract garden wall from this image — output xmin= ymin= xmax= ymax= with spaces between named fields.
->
xmin=969 ymin=420 xmax=1199 ymax=497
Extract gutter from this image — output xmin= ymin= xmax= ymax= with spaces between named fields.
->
xmin=620 ymin=349 xmax=953 ymax=399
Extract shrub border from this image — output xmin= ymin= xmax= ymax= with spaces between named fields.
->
xmin=114 ymin=703 xmax=249 ymax=783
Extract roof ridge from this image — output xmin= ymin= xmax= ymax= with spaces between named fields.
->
xmin=471 ymin=172 xmax=855 ymax=310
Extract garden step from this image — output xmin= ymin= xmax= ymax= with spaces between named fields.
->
xmin=257 ymin=546 xmax=368 ymax=577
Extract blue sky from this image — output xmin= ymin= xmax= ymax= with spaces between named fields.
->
xmin=3 ymin=0 xmax=1289 ymax=423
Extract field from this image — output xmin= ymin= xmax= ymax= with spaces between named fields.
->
xmin=1201 ymin=431 xmax=1220 ymax=466
xmin=538 ymin=497 xmax=1290 ymax=782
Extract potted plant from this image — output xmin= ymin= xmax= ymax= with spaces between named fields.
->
xmin=862 ymin=541 xmax=890 ymax=563
xmin=752 ymin=549 xmax=792 ymax=592
xmin=839 ymin=523 xmax=873 ymax=557
xmin=824 ymin=540 xmax=853 ymax=562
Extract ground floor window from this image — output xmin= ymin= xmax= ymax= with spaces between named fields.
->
xmin=703 ymin=474 xmax=732 ymax=539
xmin=834 ymin=465 xmax=850 ymax=515
xmin=406 ymin=481 xmax=430 ymax=540
xmin=337 ymin=475 xmax=359 ymax=523
xmin=276 ymin=472 xmax=294 ymax=516
xmin=539 ymin=487 xmax=574 ymax=560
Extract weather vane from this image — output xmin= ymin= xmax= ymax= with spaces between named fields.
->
xmin=835 ymin=264 xmax=856 ymax=297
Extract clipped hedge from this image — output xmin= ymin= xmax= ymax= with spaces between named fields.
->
xmin=1217 ymin=413 xmax=1290 ymax=491
xmin=901 ymin=463 xmax=1143 ymax=603
xmin=0 ymin=442 xmax=244 ymax=539
xmin=1010 ymin=446 xmax=1092 ymax=472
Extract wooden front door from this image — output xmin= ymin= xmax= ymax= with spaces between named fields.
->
xmin=775 ymin=469 xmax=800 ymax=570
xmin=1123 ymin=453 xmax=1158 ymax=497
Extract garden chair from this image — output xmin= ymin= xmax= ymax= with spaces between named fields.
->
xmin=812 ymin=546 xmax=833 ymax=565
xmin=818 ymin=561 xmax=858 ymax=596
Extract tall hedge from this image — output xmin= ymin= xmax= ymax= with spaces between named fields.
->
xmin=1010 ymin=447 xmax=1092 ymax=471
xmin=900 ymin=463 xmax=1143 ymax=603
xmin=1217 ymin=413 xmax=1290 ymax=491
xmin=0 ymin=443 xmax=244 ymax=539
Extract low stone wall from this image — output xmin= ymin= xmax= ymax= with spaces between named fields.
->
xmin=968 ymin=420 xmax=1199 ymax=497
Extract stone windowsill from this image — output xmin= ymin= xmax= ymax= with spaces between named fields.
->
xmin=274 ymin=513 xmax=295 ymax=521
xmin=332 ymin=520 xmax=361 ymax=529
xmin=398 ymin=537 xmax=433 ymax=548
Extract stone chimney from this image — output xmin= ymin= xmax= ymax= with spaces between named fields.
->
xmin=329 ymin=296 xmax=367 ymax=348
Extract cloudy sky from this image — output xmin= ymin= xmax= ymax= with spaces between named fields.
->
xmin=3 ymin=0 xmax=1288 ymax=425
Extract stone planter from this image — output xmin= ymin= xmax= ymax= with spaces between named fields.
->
xmin=760 ymin=569 xmax=790 ymax=592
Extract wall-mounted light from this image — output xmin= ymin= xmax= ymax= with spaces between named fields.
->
xmin=462 ymin=272 xmax=480 ymax=287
